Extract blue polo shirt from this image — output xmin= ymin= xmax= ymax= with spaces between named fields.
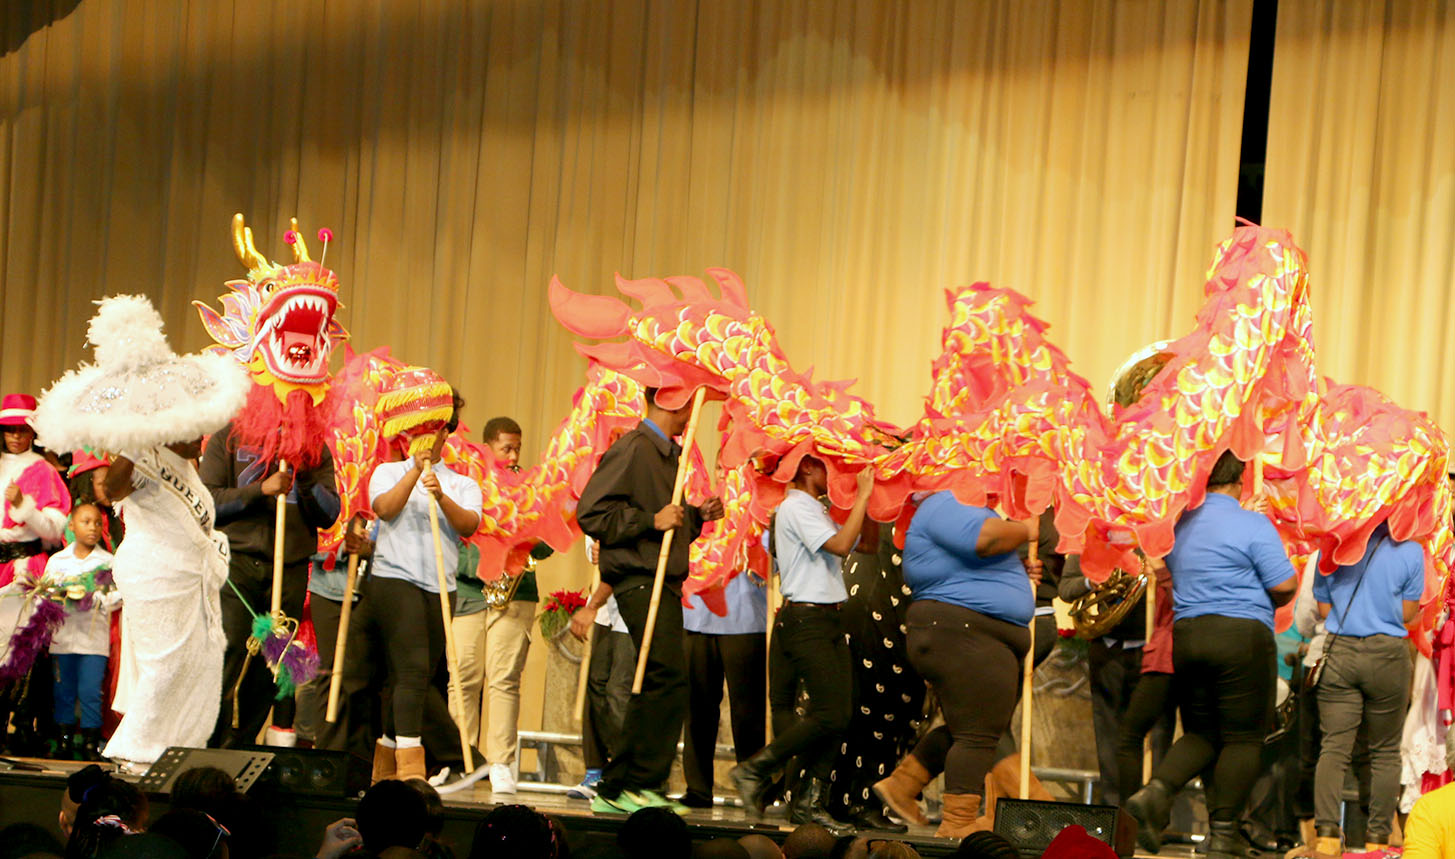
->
xmin=1165 ymin=493 xmax=1296 ymax=631
xmin=774 ymin=489 xmax=850 ymax=603
xmin=902 ymin=492 xmax=1034 ymax=626
xmin=1313 ymin=529 xmax=1423 ymax=638
xmin=684 ymin=570 xmax=769 ymax=634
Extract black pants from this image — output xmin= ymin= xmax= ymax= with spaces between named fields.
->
xmin=582 ymin=625 xmax=636 ymax=770
xmin=684 ymin=630 xmax=766 ymax=797
xmin=212 ymin=554 xmax=308 ymax=747
xmin=299 ymin=594 xmax=342 ymax=742
xmin=1115 ymin=670 xmax=1176 ymax=804
xmin=766 ymin=603 xmax=852 ymax=781
xmin=598 ymin=584 xmax=689 ymax=798
xmin=994 ymin=612 xmax=1056 ymax=760
xmin=371 ymin=577 xmax=445 ymax=738
xmin=318 ymin=574 xmax=481 ymax=770
xmin=1155 ymin=614 xmax=1275 ymax=822
xmin=907 ymin=600 xmax=1029 ymax=795
xmin=1090 ymin=639 xmax=1174 ymax=807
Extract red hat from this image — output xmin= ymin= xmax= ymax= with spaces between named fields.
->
xmin=68 ymin=449 xmax=110 ymax=478
xmin=1040 ymin=825 xmax=1119 ymax=859
xmin=0 ymin=393 xmax=37 ymax=428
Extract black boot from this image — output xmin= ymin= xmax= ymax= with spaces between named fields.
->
xmin=788 ymin=777 xmax=854 ymax=836
xmin=850 ymin=802 xmax=908 ymax=834
xmin=730 ymin=747 xmax=789 ymax=821
xmin=1126 ymin=777 xmax=1175 ymax=855
xmin=1205 ymin=820 xmax=1248 ymax=859
xmin=43 ymin=724 xmax=73 ymax=760
xmin=77 ymin=729 xmax=106 ymax=762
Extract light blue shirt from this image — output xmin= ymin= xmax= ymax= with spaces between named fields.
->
xmin=1166 ymin=492 xmax=1296 ymax=631
xmin=1313 ymin=528 xmax=1423 ymax=638
xmin=308 ymin=552 xmax=350 ymax=601
xmin=368 ymin=460 xmax=484 ymax=594
xmin=684 ymin=571 xmax=769 ymax=634
xmin=902 ymin=492 xmax=1034 ymax=626
xmin=774 ymin=489 xmax=849 ymax=604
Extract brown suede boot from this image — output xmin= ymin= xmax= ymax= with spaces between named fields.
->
xmin=936 ymin=793 xmax=992 ymax=840
xmin=872 ymin=755 xmax=932 ymax=826
xmin=396 ymin=745 xmax=427 ymax=781
xmin=371 ymin=740 xmax=397 ymax=784
xmin=982 ymin=754 xmax=1051 ymax=826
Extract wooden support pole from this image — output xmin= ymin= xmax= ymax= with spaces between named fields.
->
xmin=1020 ymin=515 xmax=1040 ymax=800
xmin=425 ymin=458 xmax=474 ymax=772
xmin=1143 ymin=561 xmax=1156 ymax=783
xmin=271 ymin=460 xmax=288 ymax=616
xmin=325 ymin=518 xmax=365 ymax=723
xmin=575 ymin=563 xmax=599 ymax=723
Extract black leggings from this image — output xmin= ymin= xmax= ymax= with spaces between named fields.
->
xmin=1115 ymin=671 xmax=1175 ymax=802
xmin=1154 ymin=615 xmax=1275 ymax=822
xmin=368 ymin=576 xmax=447 ymax=739
xmin=905 ymin=600 xmax=1029 ymax=795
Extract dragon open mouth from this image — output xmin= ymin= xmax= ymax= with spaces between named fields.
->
xmin=252 ymin=287 xmax=338 ymax=384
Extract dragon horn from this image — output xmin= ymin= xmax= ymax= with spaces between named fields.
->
xmin=289 ymin=217 xmax=312 ymax=262
xmin=232 ymin=213 xmax=271 ymax=274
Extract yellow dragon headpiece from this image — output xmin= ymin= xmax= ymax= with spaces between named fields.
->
xmin=194 ymin=213 xmax=349 ymax=404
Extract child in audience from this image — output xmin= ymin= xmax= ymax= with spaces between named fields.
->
xmin=45 ymin=503 xmax=119 ymax=760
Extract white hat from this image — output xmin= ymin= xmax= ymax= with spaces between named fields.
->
xmin=33 ymin=295 xmax=250 ymax=453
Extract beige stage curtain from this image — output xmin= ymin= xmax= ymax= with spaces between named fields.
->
xmin=1262 ymin=0 xmax=1455 ymax=436
xmin=0 ymin=0 xmax=1250 ymax=747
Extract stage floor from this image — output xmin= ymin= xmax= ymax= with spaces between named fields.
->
xmin=0 ymin=755 xmax=1199 ymax=858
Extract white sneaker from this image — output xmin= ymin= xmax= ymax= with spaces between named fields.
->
xmin=263 ymin=726 xmax=298 ymax=748
xmin=427 ymin=767 xmax=452 ymax=787
xmin=490 ymin=762 xmax=517 ymax=794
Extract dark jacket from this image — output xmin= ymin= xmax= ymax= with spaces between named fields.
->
xmin=1058 ymin=553 xmax=1149 ymax=641
xmin=576 ymin=421 xmax=705 ymax=595
xmin=200 ymin=421 xmax=340 ymax=565
xmin=1018 ymin=507 xmax=1065 ymax=605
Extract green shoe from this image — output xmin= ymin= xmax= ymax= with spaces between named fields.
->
xmin=630 ymin=789 xmax=689 ymax=816
xmin=590 ymin=792 xmax=644 ymax=814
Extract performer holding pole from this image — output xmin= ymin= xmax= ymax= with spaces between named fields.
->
xmin=872 ymin=493 xmax=1041 ymax=840
xmin=730 ymin=456 xmax=874 ymax=836
xmin=631 ymin=387 xmax=707 ymax=693
xmin=198 ymin=214 xmax=343 ymax=749
xmin=1126 ymin=451 xmax=1296 ymax=858
xmin=363 ymin=369 xmax=483 ymax=782
xmin=570 ymin=387 xmax=723 ymax=816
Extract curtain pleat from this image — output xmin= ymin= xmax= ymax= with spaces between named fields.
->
xmin=1262 ymin=0 xmax=1455 ymax=434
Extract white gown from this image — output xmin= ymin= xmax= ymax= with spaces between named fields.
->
xmin=103 ymin=446 xmax=229 ymax=767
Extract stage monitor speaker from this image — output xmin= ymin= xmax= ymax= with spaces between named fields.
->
xmin=136 ymin=748 xmax=274 ymax=794
xmin=240 ymin=745 xmax=370 ymax=799
xmin=992 ymin=798 xmax=1137 ymax=858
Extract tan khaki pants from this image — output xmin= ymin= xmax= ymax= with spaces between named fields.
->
xmin=450 ymin=600 xmax=534 ymax=764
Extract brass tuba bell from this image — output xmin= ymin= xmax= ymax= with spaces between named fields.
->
xmin=1068 ymin=558 xmax=1148 ymax=639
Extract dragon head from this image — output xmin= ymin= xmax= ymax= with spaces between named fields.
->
xmin=195 ymin=214 xmax=349 ymax=403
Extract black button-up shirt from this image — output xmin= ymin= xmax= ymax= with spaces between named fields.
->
xmin=577 ymin=421 xmax=704 ymax=595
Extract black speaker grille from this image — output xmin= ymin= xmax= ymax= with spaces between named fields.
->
xmin=993 ymin=799 xmax=1133 ymax=858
